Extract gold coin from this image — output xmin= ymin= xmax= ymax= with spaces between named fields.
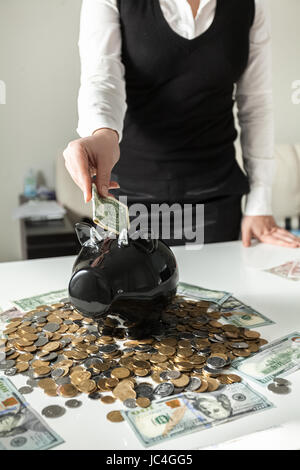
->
xmin=111 ymin=367 xmax=130 ymax=379
xmin=70 ymin=370 xmax=91 ymax=383
xmin=15 ymin=362 xmax=29 ymax=372
xmin=34 ymin=366 xmax=51 ymax=376
xmin=38 ymin=378 xmax=56 ymax=389
xmin=206 ymin=377 xmax=220 ymax=392
xmin=133 ymin=360 xmax=150 ymax=369
xmin=106 ymin=410 xmax=124 ymax=423
xmin=77 ymin=380 xmax=97 ymax=393
xmin=136 ymin=397 xmax=151 ymax=408
xmin=193 ymin=377 xmax=209 ymax=393
xmin=32 ymin=360 xmax=50 ymax=368
xmin=59 ymin=384 xmax=78 ymax=398
xmin=134 ymin=368 xmax=150 ymax=377
xmin=157 ymin=346 xmax=176 ymax=356
xmin=160 ymin=338 xmax=177 ymax=347
xmin=232 ymin=349 xmax=251 ymax=357
xmin=227 ymin=374 xmax=242 ymax=384
xmin=42 ymin=341 xmax=61 ymax=352
xmin=101 ymin=396 xmax=116 ymax=404
xmin=105 ymin=378 xmax=119 ymax=388
xmin=150 ymin=354 xmax=168 ymax=363
xmin=112 ymin=382 xmax=136 ymax=401
xmin=44 ymin=387 xmax=58 ymax=397
xmin=244 ymin=330 xmax=260 ymax=339
xmin=171 ymin=374 xmax=190 ymax=388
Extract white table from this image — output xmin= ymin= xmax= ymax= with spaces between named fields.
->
xmin=0 ymin=241 xmax=300 ymax=450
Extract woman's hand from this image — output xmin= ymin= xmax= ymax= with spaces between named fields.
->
xmin=63 ymin=128 xmax=120 ymax=202
xmin=242 ymin=215 xmax=300 ymax=248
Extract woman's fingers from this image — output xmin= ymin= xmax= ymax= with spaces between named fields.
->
xmin=276 ymin=228 xmax=300 ymax=242
xmin=270 ymin=229 xmax=300 ymax=246
xmin=63 ymin=143 xmax=92 ymax=202
xmin=260 ymin=232 xmax=299 ymax=248
xmin=241 ymin=224 xmax=253 ymax=247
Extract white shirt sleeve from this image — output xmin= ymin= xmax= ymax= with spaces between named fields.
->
xmin=236 ymin=0 xmax=275 ymax=216
xmin=77 ymin=0 xmax=127 ymax=142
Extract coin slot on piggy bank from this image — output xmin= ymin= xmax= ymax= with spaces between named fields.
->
xmin=68 ymin=223 xmax=179 ymax=338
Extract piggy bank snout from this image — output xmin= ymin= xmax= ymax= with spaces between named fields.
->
xmin=68 ymin=268 xmax=111 ymax=317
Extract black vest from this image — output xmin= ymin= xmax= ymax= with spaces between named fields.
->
xmin=114 ymin=0 xmax=254 ymax=198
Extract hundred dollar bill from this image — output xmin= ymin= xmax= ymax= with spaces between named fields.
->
xmin=0 ymin=377 xmax=64 ymax=450
xmin=231 ymin=332 xmax=300 ymax=385
xmin=122 ymin=382 xmax=273 ymax=447
xmin=92 ymin=183 xmax=130 ymax=235
xmin=0 ymin=308 xmax=25 ymax=339
xmin=219 ymin=297 xmax=274 ymax=329
xmin=11 ymin=289 xmax=69 ymax=312
xmin=177 ymin=282 xmax=231 ymax=306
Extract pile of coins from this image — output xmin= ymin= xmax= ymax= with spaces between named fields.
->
xmin=267 ymin=377 xmax=291 ymax=395
xmin=0 ymin=296 xmax=268 ymax=423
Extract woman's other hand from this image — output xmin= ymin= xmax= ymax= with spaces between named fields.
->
xmin=242 ymin=215 xmax=300 ymax=248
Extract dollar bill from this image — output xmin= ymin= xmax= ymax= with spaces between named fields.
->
xmin=0 ymin=308 xmax=25 ymax=339
xmin=177 ymin=282 xmax=231 ymax=306
xmin=219 ymin=297 xmax=274 ymax=329
xmin=11 ymin=289 xmax=68 ymax=312
xmin=231 ymin=332 xmax=300 ymax=385
xmin=0 ymin=377 xmax=64 ymax=450
xmin=265 ymin=261 xmax=300 ymax=282
xmin=122 ymin=382 xmax=273 ymax=447
xmin=92 ymin=183 xmax=130 ymax=235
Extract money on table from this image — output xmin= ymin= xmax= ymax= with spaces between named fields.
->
xmin=0 ymin=377 xmax=64 ymax=450
xmin=122 ymin=382 xmax=274 ymax=447
xmin=265 ymin=261 xmax=300 ymax=281
xmin=11 ymin=290 xmax=68 ymax=312
xmin=92 ymin=183 xmax=130 ymax=235
xmin=231 ymin=332 xmax=300 ymax=385
xmin=219 ymin=297 xmax=275 ymax=329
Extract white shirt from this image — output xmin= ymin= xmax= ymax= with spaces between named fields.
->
xmin=77 ymin=0 xmax=275 ymax=216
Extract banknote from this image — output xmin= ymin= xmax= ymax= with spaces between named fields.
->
xmin=92 ymin=183 xmax=130 ymax=235
xmin=0 ymin=377 xmax=64 ymax=450
xmin=232 ymin=332 xmax=300 ymax=385
xmin=0 ymin=308 xmax=25 ymax=339
xmin=177 ymin=282 xmax=231 ymax=305
xmin=219 ymin=297 xmax=274 ymax=328
xmin=122 ymin=382 xmax=273 ymax=447
xmin=11 ymin=289 xmax=69 ymax=312
xmin=265 ymin=261 xmax=300 ymax=281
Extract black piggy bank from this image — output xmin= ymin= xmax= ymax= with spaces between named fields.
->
xmin=68 ymin=223 xmax=178 ymax=337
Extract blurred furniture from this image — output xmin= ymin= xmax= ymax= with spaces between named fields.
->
xmin=19 ymin=196 xmax=80 ymax=260
xmin=56 ymin=144 xmax=300 ymax=229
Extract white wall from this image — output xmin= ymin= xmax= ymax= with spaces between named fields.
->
xmin=0 ymin=0 xmax=82 ymax=262
xmin=0 ymin=0 xmax=299 ymax=262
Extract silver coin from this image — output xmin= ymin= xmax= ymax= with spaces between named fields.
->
xmin=59 ymin=337 xmax=71 ymax=347
xmin=84 ymin=358 xmax=103 ymax=369
xmin=267 ymin=383 xmax=290 ymax=394
xmin=173 ymin=387 xmax=185 ymax=394
xmin=88 ymin=392 xmax=102 ymax=400
xmin=98 ymin=344 xmax=118 ymax=353
xmin=51 ymin=368 xmax=64 ymax=379
xmin=154 ymin=382 xmax=174 ymax=397
xmin=166 ymin=370 xmax=181 ymax=380
xmin=206 ymin=356 xmax=226 ymax=369
xmin=202 ymin=365 xmax=224 ymax=377
xmin=193 ymin=331 xmax=209 ymax=339
xmin=0 ymin=360 xmax=16 ymax=370
xmin=42 ymin=405 xmax=66 ymax=418
xmin=185 ymin=377 xmax=202 ymax=391
xmin=64 ymin=320 xmax=73 ymax=325
xmin=40 ymin=352 xmax=57 ymax=362
xmin=122 ymin=347 xmax=135 ymax=353
xmin=34 ymin=336 xmax=48 ymax=347
xmin=136 ymin=384 xmax=153 ymax=398
xmin=55 ymin=376 xmax=71 ymax=385
xmin=159 ymin=371 xmax=169 ymax=381
xmin=33 ymin=310 xmax=49 ymax=319
xmin=18 ymin=386 xmax=33 ymax=395
xmin=26 ymin=378 xmax=39 ymax=388
xmin=4 ymin=368 xmax=17 ymax=376
xmin=197 ymin=348 xmax=211 ymax=356
xmin=65 ymin=399 xmax=82 ymax=409
xmin=135 ymin=345 xmax=152 ymax=352
xmin=179 ymin=333 xmax=194 ymax=340
xmin=274 ymin=377 xmax=291 ymax=386
xmin=123 ymin=398 xmax=137 ymax=409
xmin=43 ymin=323 xmax=60 ymax=333
xmin=214 ymin=334 xmax=227 ymax=342
xmin=231 ymin=342 xmax=249 ymax=349
xmin=5 ymin=349 xmax=14 ymax=356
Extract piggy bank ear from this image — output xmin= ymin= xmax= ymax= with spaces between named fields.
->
xmin=75 ymin=222 xmax=92 ymax=246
